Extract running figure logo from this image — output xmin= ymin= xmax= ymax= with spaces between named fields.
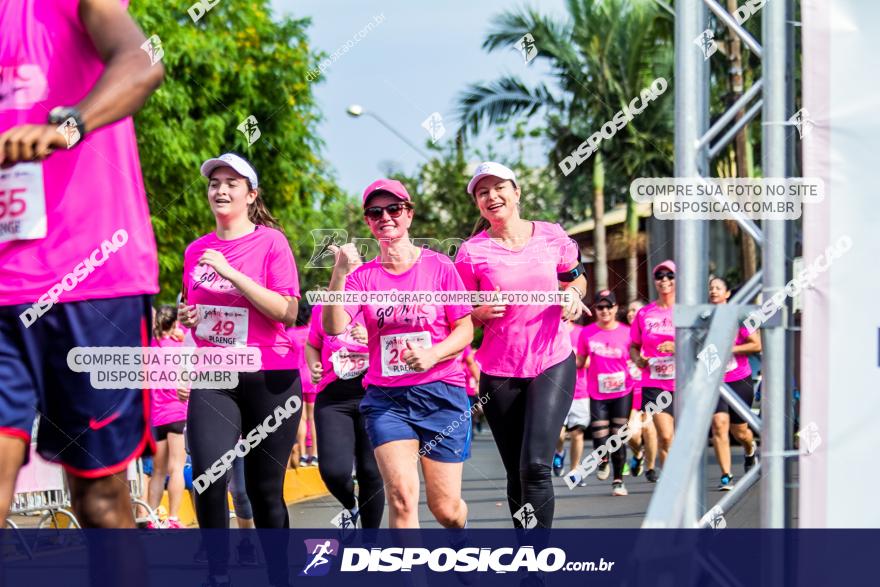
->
xmin=788 ymin=108 xmax=815 ymax=139
xmin=694 ymin=29 xmax=718 ymax=60
xmin=513 ymin=503 xmax=538 ymax=529
xmin=421 ymin=112 xmax=445 ymax=143
xmin=700 ymin=505 xmax=727 ymax=530
xmin=56 ymin=117 xmax=81 ymax=148
xmin=140 ymin=35 xmax=164 ymax=66
xmin=797 ymin=421 xmax=822 ymax=455
xmin=306 ymin=229 xmax=349 ymax=268
xmin=300 ymin=539 xmax=340 ymax=577
xmin=697 ymin=343 xmax=722 ymax=376
xmin=517 ymin=33 xmax=538 ymax=63
xmin=238 ymin=114 xmax=261 ymax=146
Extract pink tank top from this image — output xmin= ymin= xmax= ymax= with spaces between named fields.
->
xmin=0 ymin=0 xmax=158 ymax=306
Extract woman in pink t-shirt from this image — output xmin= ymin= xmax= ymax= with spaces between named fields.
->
xmin=576 ymin=290 xmax=633 ymax=496
xmin=146 ymin=305 xmax=187 ymax=529
xmin=461 ymin=346 xmax=484 ymax=434
xmin=288 ymin=304 xmax=318 ymax=468
xmin=454 ymin=162 xmax=588 ymax=529
xmin=709 ymin=276 xmax=761 ymax=491
xmin=630 ymin=260 xmax=676 ymax=482
xmin=305 ymin=305 xmax=384 ymax=529
xmin=324 ymin=178 xmax=474 ymax=529
xmin=177 ymin=154 xmax=300 ymax=587
xmin=625 ymin=300 xmax=657 ymax=479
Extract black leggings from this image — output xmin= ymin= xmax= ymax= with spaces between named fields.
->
xmin=479 ymin=354 xmax=575 ymax=529
xmin=590 ymin=394 xmax=633 ymax=481
xmin=188 ymin=369 xmax=301 ymax=584
xmin=315 ymin=375 xmax=384 ymax=528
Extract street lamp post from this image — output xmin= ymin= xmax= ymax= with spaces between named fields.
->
xmin=346 ymin=104 xmax=431 ymax=161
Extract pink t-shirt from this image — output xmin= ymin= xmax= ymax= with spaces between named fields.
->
xmin=455 ymin=221 xmax=579 ymax=378
xmin=577 ymin=323 xmax=632 ymax=400
xmin=462 ymin=346 xmax=479 ymax=397
xmin=307 ymin=305 xmax=369 ymax=393
xmin=150 ymin=336 xmax=187 ymax=427
xmin=568 ymin=324 xmax=589 ymax=400
xmin=724 ymin=326 xmax=753 ymax=383
xmin=0 ymin=0 xmax=159 ymax=306
xmin=287 ymin=325 xmax=309 ymax=369
xmin=182 ymin=226 xmax=300 ymax=371
xmin=344 ymin=249 xmax=471 ymax=388
xmin=630 ymin=302 xmax=675 ymax=391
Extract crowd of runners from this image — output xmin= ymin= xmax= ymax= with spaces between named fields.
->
xmin=0 ymin=2 xmax=764 ymax=587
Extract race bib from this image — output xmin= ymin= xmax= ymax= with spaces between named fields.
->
xmin=330 ymin=348 xmax=369 ymax=380
xmin=725 ymin=355 xmax=739 ymax=373
xmin=0 ymin=163 xmax=47 ymax=243
xmin=195 ymin=305 xmax=248 ymax=347
xmin=598 ymin=371 xmax=627 ymax=394
xmin=380 ymin=331 xmax=431 ymax=377
xmin=648 ymin=356 xmax=675 ymax=380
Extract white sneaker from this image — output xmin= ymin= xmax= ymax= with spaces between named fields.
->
xmin=612 ymin=481 xmax=628 ymax=496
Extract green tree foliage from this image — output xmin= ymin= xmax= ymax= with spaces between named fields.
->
xmin=130 ymin=1 xmax=350 ymax=302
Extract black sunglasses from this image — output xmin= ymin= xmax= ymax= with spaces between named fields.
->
xmin=595 ymin=304 xmax=614 ymax=311
xmin=364 ymin=203 xmax=412 ymax=221
xmin=654 ymin=271 xmax=675 ymax=281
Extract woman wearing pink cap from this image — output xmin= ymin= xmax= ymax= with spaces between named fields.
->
xmin=324 ymin=179 xmax=474 ymax=529
xmin=178 ymin=153 xmax=300 ymax=587
xmin=708 ymin=276 xmax=760 ymax=491
xmin=455 ymin=162 xmax=588 ymax=528
xmin=625 ymin=300 xmax=657 ymax=481
xmin=629 ymin=260 xmax=677 ymax=481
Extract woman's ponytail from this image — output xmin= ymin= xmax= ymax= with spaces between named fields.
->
xmin=247 ymin=187 xmax=282 ymax=231
xmin=470 ymin=216 xmax=490 ymax=238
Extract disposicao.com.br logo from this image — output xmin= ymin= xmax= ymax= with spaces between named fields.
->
xmin=300 ymin=539 xmax=615 ymax=575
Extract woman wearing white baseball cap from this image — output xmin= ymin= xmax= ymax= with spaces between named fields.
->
xmin=178 ymin=152 xmax=301 ymax=587
xmin=454 ymin=161 xmax=589 ymax=528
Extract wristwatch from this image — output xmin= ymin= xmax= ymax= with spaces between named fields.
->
xmin=48 ymin=106 xmax=87 ymax=142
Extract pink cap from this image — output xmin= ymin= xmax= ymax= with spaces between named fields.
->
xmin=362 ymin=179 xmax=412 ymax=206
xmin=652 ymin=259 xmax=676 ymax=274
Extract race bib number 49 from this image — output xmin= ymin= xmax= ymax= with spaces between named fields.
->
xmin=330 ymin=348 xmax=368 ymax=380
xmin=195 ymin=305 xmax=248 ymax=347
xmin=0 ymin=163 xmax=47 ymax=243
xmin=648 ymin=356 xmax=675 ymax=380
xmin=380 ymin=331 xmax=431 ymax=377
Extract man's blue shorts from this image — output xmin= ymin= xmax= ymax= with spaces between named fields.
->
xmin=0 ymin=295 xmax=155 ymax=477
xmin=360 ymin=380 xmax=472 ymax=463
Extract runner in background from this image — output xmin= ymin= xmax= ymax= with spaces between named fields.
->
xmin=577 ymin=291 xmax=632 ymax=496
xmin=178 ymin=153 xmax=300 ymax=587
xmin=555 ymin=317 xmax=590 ymax=485
xmin=455 ymin=162 xmax=588 ymax=528
xmin=630 ymin=261 xmax=677 ymax=481
xmin=625 ymin=300 xmax=656 ymax=479
xmin=147 ymin=305 xmax=187 ymax=528
xmin=708 ymin=276 xmax=760 ymax=491
xmin=462 ymin=345 xmax=484 ymax=434
xmin=0 ymin=6 xmax=163 ymax=567
xmin=288 ymin=304 xmax=317 ymax=467
xmin=324 ymin=178 xmax=474 ymax=529
xmin=306 ymin=304 xmax=384 ymax=529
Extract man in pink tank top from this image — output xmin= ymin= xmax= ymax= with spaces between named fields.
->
xmin=0 ymin=0 xmax=163 ymax=534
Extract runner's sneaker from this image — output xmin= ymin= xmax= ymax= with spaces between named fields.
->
xmin=147 ymin=519 xmax=167 ymax=529
xmin=612 ymin=481 xmax=628 ymax=496
xmin=596 ymin=458 xmax=611 ymax=481
xmin=631 ymin=453 xmax=645 ymax=477
xmin=552 ymin=450 xmax=566 ymax=477
xmin=299 ymin=456 xmax=309 ymax=467
xmin=165 ymin=517 xmax=184 ymax=529
xmin=744 ymin=446 xmax=757 ymax=473
xmin=718 ymin=474 xmax=735 ymax=491
xmin=307 ymin=455 xmax=319 ymax=467
xmin=622 ymin=461 xmax=631 ymax=476
xmin=237 ymin=538 xmax=258 ymax=566
xmin=645 ymin=469 xmax=659 ymax=483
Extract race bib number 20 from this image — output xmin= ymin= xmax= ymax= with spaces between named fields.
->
xmin=380 ymin=331 xmax=431 ymax=377
xmin=0 ymin=163 xmax=47 ymax=243
xmin=195 ymin=305 xmax=248 ymax=347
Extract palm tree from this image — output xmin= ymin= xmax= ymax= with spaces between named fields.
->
xmin=456 ymin=0 xmax=673 ymax=299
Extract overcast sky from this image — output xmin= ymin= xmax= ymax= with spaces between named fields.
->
xmin=270 ymin=0 xmax=569 ymax=196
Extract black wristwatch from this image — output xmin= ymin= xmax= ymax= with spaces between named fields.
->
xmin=48 ymin=107 xmax=87 ymax=142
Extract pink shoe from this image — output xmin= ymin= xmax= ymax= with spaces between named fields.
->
xmin=146 ymin=519 xmax=167 ymax=529
xmin=165 ymin=518 xmax=184 ymax=529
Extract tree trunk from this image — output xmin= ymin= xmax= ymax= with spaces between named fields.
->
xmin=625 ymin=194 xmax=639 ymax=303
xmin=592 ymin=152 xmax=608 ymax=292
xmin=727 ymin=0 xmax=758 ymax=281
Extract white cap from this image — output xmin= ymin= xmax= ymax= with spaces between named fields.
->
xmin=200 ymin=153 xmax=259 ymax=189
xmin=466 ymin=161 xmax=517 ymax=195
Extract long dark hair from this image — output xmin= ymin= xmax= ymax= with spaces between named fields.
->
xmin=247 ymin=185 xmax=282 ymax=231
xmin=154 ymin=304 xmax=178 ymax=339
xmin=470 ymin=216 xmax=490 ymax=238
